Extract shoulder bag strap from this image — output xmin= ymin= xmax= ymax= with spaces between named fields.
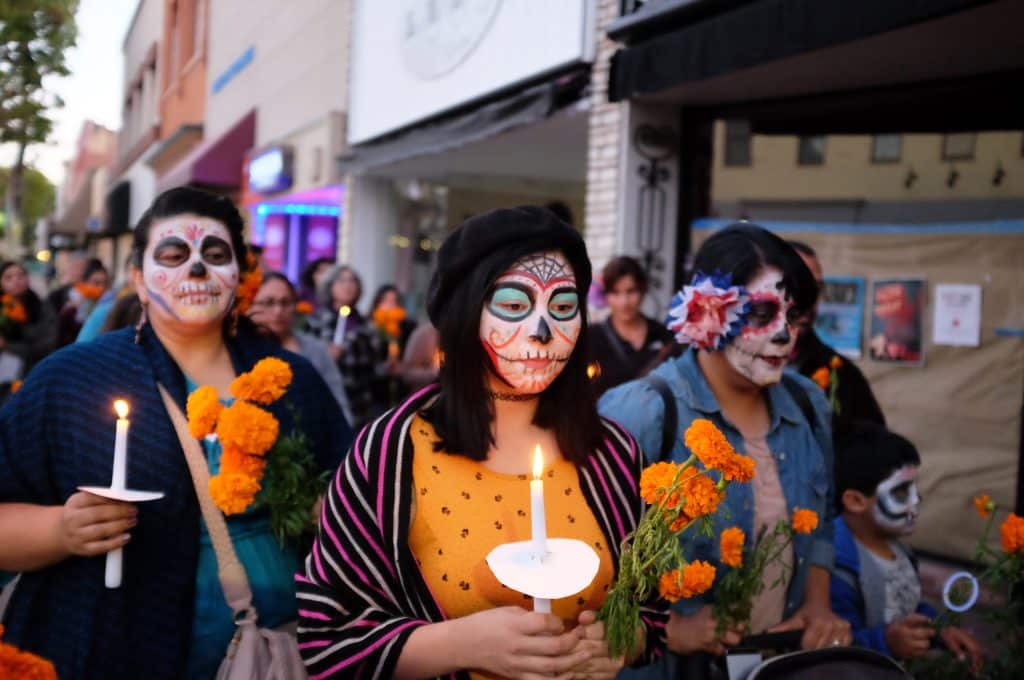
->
xmin=157 ymin=383 xmax=258 ymax=623
xmin=642 ymin=374 xmax=678 ymax=462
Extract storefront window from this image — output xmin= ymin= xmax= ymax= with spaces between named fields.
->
xmin=942 ymin=133 xmax=976 ymax=161
xmin=798 ymin=135 xmax=826 ymax=165
xmin=724 ymin=120 xmax=752 ymax=167
xmin=871 ymin=134 xmax=902 ymax=163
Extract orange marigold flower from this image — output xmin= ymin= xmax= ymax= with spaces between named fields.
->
xmin=209 ymin=471 xmax=262 ymax=515
xmin=220 ymin=445 xmax=268 ymax=477
xmin=234 ymin=262 xmax=263 ymax=315
xmin=9 ymin=380 xmax=22 ymax=394
xmin=0 ymin=623 xmax=58 ymax=680
xmin=639 ymin=461 xmax=682 ymax=508
xmin=680 ymin=474 xmax=723 ymax=519
xmin=216 ymin=400 xmax=279 ymax=456
xmin=295 ymin=301 xmax=314 ymax=315
xmin=684 ymin=419 xmax=735 ymax=470
xmin=186 ymin=385 xmax=223 ymax=439
xmin=811 ymin=367 xmax=831 ymax=389
xmin=973 ymin=494 xmax=994 ymax=519
xmin=668 ymin=515 xmax=691 ymax=532
xmin=230 ymin=357 xmax=293 ymax=404
xmin=681 ymin=560 xmax=716 ymax=598
xmin=792 ymin=508 xmax=819 ymax=534
xmin=1000 ymin=513 xmax=1024 ymax=555
xmin=830 ymin=356 xmax=843 ymax=370
xmin=2 ymin=294 xmax=27 ymax=324
xmin=719 ymin=453 xmax=756 ymax=483
xmin=720 ymin=527 xmax=745 ymax=568
xmin=658 ymin=569 xmax=685 ymax=602
xmin=373 ymin=306 xmax=407 ymax=339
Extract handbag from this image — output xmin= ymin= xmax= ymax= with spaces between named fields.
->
xmin=158 ymin=384 xmax=307 ymax=680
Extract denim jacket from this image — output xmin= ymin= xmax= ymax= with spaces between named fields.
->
xmin=598 ymin=350 xmax=836 ymax=622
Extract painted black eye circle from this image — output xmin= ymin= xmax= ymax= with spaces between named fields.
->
xmin=488 ymin=286 xmax=533 ymax=321
xmin=548 ymin=290 xmax=579 ymax=321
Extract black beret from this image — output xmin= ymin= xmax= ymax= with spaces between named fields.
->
xmin=427 ymin=206 xmax=591 ymax=325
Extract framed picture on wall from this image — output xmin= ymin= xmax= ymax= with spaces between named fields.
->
xmin=869 ymin=278 xmax=926 ymax=365
xmin=815 ymin=276 xmax=865 ymax=359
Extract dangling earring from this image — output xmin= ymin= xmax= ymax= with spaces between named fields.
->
xmin=135 ymin=303 xmax=149 ymax=344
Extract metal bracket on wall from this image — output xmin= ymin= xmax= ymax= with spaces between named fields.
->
xmin=634 ymin=124 xmax=676 ymax=291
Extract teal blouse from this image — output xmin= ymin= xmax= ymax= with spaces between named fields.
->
xmin=185 ymin=381 xmax=301 ymax=679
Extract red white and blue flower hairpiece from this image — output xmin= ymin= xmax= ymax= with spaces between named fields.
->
xmin=665 ymin=270 xmax=749 ymax=350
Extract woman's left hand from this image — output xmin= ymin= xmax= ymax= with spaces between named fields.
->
xmin=768 ymin=602 xmax=852 ymax=650
xmin=567 ymin=610 xmax=627 ymax=680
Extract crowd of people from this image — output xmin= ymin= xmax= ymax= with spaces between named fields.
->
xmin=0 ymin=186 xmax=987 ymax=678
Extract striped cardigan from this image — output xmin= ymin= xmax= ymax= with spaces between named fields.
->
xmin=297 ymin=385 xmax=667 ymax=679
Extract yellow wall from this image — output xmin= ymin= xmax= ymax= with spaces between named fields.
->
xmin=712 ymin=124 xmax=1024 ymax=203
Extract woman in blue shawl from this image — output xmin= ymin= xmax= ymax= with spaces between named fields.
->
xmin=0 ymin=187 xmax=353 ymax=679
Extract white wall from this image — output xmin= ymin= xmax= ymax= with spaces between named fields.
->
xmin=123 ymin=156 xmax=157 ymax=228
xmin=341 ymin=175 xmax=399 ymax=309
xmin=120 ymin=0 xmax=163 ymax=157
xmin=206 ymin=0 xmax=349 ymax=145
xmin=348 ymin=0 xmax=593 ymax=144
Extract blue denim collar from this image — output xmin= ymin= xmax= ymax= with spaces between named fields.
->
xmin=670 ymin=348 xmax=806 ymax=433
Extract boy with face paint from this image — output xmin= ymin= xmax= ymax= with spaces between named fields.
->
xmin=831 ymin=422 xmax=983 ymax=670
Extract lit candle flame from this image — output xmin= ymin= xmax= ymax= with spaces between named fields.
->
xmin=339 ymin=305 xmax=352 ymax=318
xmin=587 ymin=362 xmax=601 ymax=380
xmin=114 ymin=399 xmax=130 ymax=419
xmin=532 ymin=445 xmax=544 ymax=480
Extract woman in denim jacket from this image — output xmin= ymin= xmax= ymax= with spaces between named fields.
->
xmin=600 ymin=224 xmax=851 ymax=676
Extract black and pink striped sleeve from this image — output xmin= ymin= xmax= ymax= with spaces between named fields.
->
xmin=296 ymin=427 xmax=426 ymax=679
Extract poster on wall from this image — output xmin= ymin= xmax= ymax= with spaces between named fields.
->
xmin=869 ymin=278 xmax=926 ymax=365
xmin=815 ymin=276 xmax=865 ymax=359
xmin=933 ymin=284 xmax=982 ymax=347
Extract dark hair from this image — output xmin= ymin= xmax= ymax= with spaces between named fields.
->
xmin=602 ymin=256 xmax=649 ymax=295
xmin=544 ymin=201 xmax=574 ymax=226
xmin=100 ymin=293 xmax=143 ymax=334
xmin=0 ymin=260 xmax=43 ymax=324
xmin=787 ymin=240 xmax=817 ymax=259
xmin=258 ymin=271 xmax=297 ymax=298
xmin=691 ymin=224 xmax=818 ymax=314
xmin=422 ymin=206 xmax=599 ymax=464
xmin=132 ymin=187 xmax=249 ymax=271
xmin=834 ymin=421 xmax=921 ymax=512
xmin=82 ymin=258 xmax=108 ymax=283
xmin=319 ymin=264 xmax=362 ymax=310
xmin=370 ymin=284 xmax=401 ymax=311
xmin=300 ymin=257 xmax=334 ymax=290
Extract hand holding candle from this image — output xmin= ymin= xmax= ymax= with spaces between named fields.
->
xmin=332 ymin=305 xmax=351 ymax=346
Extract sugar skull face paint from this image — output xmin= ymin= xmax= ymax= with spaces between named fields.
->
xmin=480 ymin=251 xmax=581 ymax=395
xmin=873 ymin=465 xmax=921 ymax=536
xmin=140 ymin=215 xmax=239 ymax=326
xmin=723 ymin=267 xmax=797 ymax=386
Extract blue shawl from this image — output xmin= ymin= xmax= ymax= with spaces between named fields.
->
xmin=0 ymin=324 xmax=353 ymax=679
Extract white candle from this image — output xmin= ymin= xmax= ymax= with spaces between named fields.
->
xmin=107 ymin=399 xmax=130 ymax=589
xmin=332 ymin=305 xmax=351 ymax=345
xmin=111 ymin=400 xmax=130 ymax=490
xmin=530 ymin=445 xmax=547 ymax=558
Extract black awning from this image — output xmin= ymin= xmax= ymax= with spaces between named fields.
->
xmin=104 ymin=180 xmax=132 ymax=235
xmin=608 ymin=0 xmax=994 ymax=102
xmin=338 ymin=67 xmax=589 ymax=174
xmin=730 ymin=69 xmax=1024 ymax=136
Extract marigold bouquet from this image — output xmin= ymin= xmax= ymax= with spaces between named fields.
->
xmin=187 ymin=356 xmax=328 ymax=544
xmin=598 ymin=419 xmax=756 ymax=657
xmin=0 ymin=293 xmax=28 ymax=339
xmin=0 ymin=624 xmax=57 ymax=680
xmin=811 ymin=355 xmax=843 ymax=414
xmin=711 ymin=508 xmax=819 ymax=634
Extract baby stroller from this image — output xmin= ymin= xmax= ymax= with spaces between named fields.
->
xmin=684 ymin=630 xmax=910 ymax=680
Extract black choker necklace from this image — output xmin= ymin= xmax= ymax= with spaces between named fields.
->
xmin=486 ymin=390 xmax=539 ymax=402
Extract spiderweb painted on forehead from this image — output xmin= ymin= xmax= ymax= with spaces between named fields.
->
xmin=513 ymin=253 xmax=571 ymax=285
